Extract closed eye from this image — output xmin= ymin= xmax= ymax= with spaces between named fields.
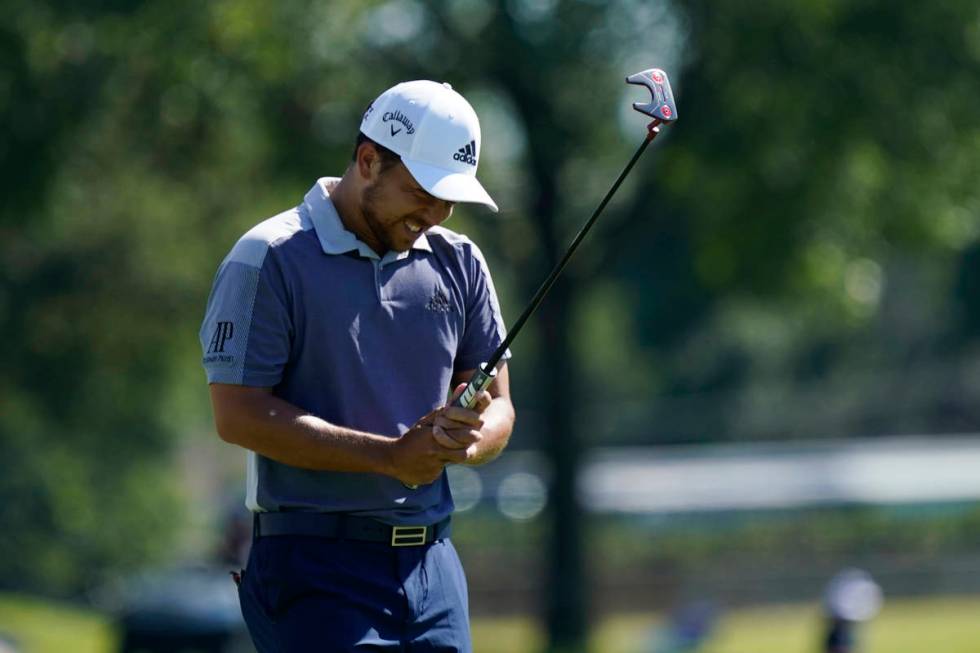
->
xmin=403 ymin=183 xmax=431 ymax=200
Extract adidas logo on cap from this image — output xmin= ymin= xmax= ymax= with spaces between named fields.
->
xmin=453 ymin=140 xmax=477 ymax=166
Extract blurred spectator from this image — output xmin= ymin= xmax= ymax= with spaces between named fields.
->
xmin=646 ymin=600 xmax=719 ymax=652
xmin=823 ymin=568 xmax=883 ymax=653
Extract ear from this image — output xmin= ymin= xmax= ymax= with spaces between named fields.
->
xmin=355 ymin=142 xmax=382 ymax=183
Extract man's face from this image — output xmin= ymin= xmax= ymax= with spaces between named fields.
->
xmin=360 ymin=161 xmax=455 ymax=254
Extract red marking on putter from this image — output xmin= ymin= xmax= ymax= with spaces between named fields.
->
xmin=652 ymin=71 xmax=664 ymax=83
xmin=662 ymin=105 xmax=672 ymax=118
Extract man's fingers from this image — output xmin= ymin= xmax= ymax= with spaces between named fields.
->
xmin=434 ymin=422 xmax=481 ymax=446
xmin=472 ymin=390 xmax=492 ymax=413
xmin=449 ymin=383 xmax=467 ymax=404
xmin=449 ymin=384 xmax=492 ymax=413
xmin=435 ymin=411 xmax=484 ymax=429
xmin=432 ymin=425 xmax=469 ymax=450
xmin=437 ymin=440 xmax=469 ymax=464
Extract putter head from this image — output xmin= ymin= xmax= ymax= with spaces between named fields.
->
xmin=626 ymin=68 xmax=678 ymax=123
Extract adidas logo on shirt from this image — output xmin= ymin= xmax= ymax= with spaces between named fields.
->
xmin=453 ymin=140 xmax=477 ymax=166
xmin=426 ymin=289 xmax=452 ymax=313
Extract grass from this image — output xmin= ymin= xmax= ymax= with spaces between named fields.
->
xmin=3 ymin=593 xmax=980 ymax=653
xmin=474 ymin=597 xmax=980 ymax=653
xmin=0 ymin=593 xmax=116 ymax=653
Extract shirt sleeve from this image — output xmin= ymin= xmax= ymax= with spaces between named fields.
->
xmin=199 ymin=250 xmax=292 ymax=387
xmin=455 ymin=241 xmax=511 ymax=373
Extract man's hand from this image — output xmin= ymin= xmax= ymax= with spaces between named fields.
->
xmin=387 ymin=385 xmax=493 ymax=486
xmin=206 ymin=367 xmax=510 ymax=481
xmin=388 ymin=419 xmax=468 ymax=486
xmin=429 ymin=383 xmax=492 ymax=461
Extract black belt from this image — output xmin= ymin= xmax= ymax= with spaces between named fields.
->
xmin=254 ymin=512 xmax=451 ymax=547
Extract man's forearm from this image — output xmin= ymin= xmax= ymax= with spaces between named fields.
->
xmin=465 ymin=396 xmax=515 ymax=466
xmin=211 ymin=387 xmax=395 ymax=475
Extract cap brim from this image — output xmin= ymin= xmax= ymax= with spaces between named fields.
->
xmin=402 ymin=158 xmax=498 ymax=213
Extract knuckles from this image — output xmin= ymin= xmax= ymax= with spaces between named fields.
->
xmin=397 ymin=395 xmax=490 ymax=483
xmin=435 ymin=412 xmax=484 ymax=430
xmin=478 ymin=391 xmax=493 ymax=409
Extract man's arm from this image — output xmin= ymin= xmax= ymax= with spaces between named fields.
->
xmin=209 ymin=384 xmax=468 ymax=486
xmin=443 ymin=363 xmax=515 ymax=466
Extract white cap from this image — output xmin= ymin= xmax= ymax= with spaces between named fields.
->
xmin=360 ymin=80 xmax=498 ymax=212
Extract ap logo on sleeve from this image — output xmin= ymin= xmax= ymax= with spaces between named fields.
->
xmin=204 ymin=321 xmax=235 ymax=366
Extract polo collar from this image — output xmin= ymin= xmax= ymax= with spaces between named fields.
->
xmin=303 ymin=177 xmax=432 ymax=262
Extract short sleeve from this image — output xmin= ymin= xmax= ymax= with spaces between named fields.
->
xmin=199 ymin=254 xmax=292 ymax=386
xmin=455 ymin=243 xmax=511 ymax=372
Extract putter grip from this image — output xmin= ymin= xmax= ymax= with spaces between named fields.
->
xmin=403 ymin=364 xmax=497 ymax=490
xmin=453 ymin=363 xmax=497 ymax=408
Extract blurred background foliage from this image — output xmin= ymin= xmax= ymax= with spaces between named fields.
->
xmin=1 ymin=0 xmax=979 ymax=648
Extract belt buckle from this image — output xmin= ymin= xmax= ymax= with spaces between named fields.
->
xmin=391 ymin=525 xmax=427 ymax=547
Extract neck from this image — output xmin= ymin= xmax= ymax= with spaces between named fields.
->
xmin=330 ymin=174 xmax=384 ymax=255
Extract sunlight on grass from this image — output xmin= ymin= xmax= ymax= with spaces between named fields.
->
xmin=473 ymin=598 xmax=980 ymax=653
xmin=0 ymin=594 xmax=117 ymax=653
xmin=3 ymin=593 xmax=980 ymax=653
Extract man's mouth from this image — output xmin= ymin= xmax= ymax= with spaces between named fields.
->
xmin=405 ymin=220 xmax=423 ymax=234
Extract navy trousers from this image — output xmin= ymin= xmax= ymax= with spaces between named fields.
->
xmin=238 ymin=534 xmax=472 ymax=652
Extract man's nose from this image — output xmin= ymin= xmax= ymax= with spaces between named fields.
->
xmin=425 ymin=199 xmax=454 ymax=224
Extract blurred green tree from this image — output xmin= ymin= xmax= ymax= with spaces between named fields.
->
xmin=582 ymin=0 xmax=980 ymax=445
xmin=0 ymin=0 xmax=391 ymax=595
xmin=1 ymin=4 xmax=979 ymax=653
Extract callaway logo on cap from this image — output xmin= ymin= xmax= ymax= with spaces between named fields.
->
xmin=360 ymin=80 xmax=498 ymax=212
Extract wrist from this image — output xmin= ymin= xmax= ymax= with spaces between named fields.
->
xmin=374 ymin=434 xmax=399 ymax=478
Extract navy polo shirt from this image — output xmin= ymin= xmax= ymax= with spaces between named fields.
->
xmin=200 ymin=177 xmax=509 ymax=524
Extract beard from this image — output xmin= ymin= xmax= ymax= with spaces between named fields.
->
xmin=360 ymin=181 xmax=398 ymax=253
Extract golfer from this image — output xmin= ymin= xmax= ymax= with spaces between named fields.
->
xmin=199 ymin=80 xmax=515 ymax=651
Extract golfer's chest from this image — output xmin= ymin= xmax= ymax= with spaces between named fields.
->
xmin=296 ymin=257 xmax=466 ymax=342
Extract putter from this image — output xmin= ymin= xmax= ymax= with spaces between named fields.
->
xmin=406 ymin=68 xmax=677 ymax=488
xmin=455 ymin=67 xmax=678 ymax=406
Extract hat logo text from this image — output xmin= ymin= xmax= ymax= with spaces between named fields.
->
xmin=382 ymin=110 xmax=415 ymax=135
xmin=453 ymin=140 xmax=477 ymax=166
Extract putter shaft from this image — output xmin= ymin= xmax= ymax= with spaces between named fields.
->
xmin=453 ymin=120 xmax=664 ymax=411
